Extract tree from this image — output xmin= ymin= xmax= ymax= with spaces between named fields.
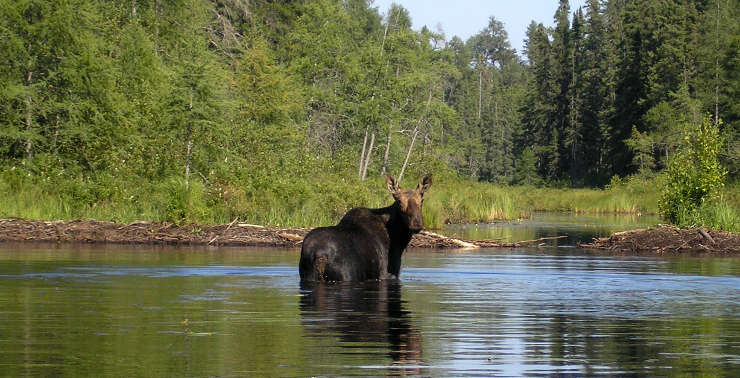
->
xmin=697 ymin=0 xmax=740 ymax=178
xmin=660 ymin=115 xmax=726 ymax=226
xmin=0 ymin=0 xmax=123 ymax=172
xmin=579 ymin=0 xmax=613 ymax=183
xmin=521 ymin=21 xmax=557 ymax=180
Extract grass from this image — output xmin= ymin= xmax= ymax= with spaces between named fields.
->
xmin=0 ymin=168 xmax=389 ymax=227
xmin=695 ymin=200 xmax=740 ymax=232
xmin=666 ymin=196 xmax=740 ymax=232
xmin=1 ymin=167 xmax=737 ymax=231
xmin=422 ymin=176 xmax=662 ymax=228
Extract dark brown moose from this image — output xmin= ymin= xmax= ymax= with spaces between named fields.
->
xmin=299 ymin=173 xmax=433 ymax=282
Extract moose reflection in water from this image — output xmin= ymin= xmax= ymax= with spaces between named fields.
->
xmin=299 ymin=281 xmax=423 ymax=373
xmin=300 ymin=173 xmax=432 ymax=282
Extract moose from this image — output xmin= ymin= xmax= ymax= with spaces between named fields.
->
xmin=299 ymin=173 xmax=433 ymax=282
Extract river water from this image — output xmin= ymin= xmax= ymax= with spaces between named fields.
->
xmin=1 ymin=215 xmax=739 ymax=376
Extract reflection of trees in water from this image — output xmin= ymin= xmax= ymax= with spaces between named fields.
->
xmin=524 ymin=314 xmax=736 ymax=375
xmin=299 ymin=281 xmax=422 ymax=374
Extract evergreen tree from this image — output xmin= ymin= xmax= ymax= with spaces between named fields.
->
xmin=697 ymin=0 xmax=740 ymax=177
xmin=550 ymin=0 xmax=573 ymax=180
xmin=580 ymin=0 xmax=612 ymax=183
xmin=521 ymin=21 xmax=557 ymax=180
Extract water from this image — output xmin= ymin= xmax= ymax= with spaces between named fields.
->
xmin=1 ymin=216 xmax=739 ymax=376
xmin=443 ymin=212 xmax=661 ymax=245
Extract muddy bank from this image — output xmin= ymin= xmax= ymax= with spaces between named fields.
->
xmin=3 ymin=219 xmax=737 ymax=254
xmin=0 ymin=218 xmax=527 ymax=249
xmin=581 ymin=225 xmax=740 ymax=255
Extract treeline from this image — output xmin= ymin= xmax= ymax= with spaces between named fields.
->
xmin=0 ymin=0 xmax=738 ymax=223
xmin=521 ymin=0 xmax=740 ymax=185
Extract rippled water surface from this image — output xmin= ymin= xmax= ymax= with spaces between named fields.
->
xmin=1 ymin=235 xmax=739 ymax=376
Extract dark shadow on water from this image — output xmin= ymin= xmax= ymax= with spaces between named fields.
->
xmin=299 ymin=280 xmax=423 ymax=374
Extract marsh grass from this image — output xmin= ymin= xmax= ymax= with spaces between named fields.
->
xmin=1 ymin=168 xmax=736 ymax=231
xmin=420 ymin=177 xmax=661 ymax=228
xmin=670 ymin=196 xmax=740 ymax=232
xmin=697 ymin=201 xmax=740 ymax=232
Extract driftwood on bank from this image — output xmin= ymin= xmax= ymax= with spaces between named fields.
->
xmin=580 ymin=224 xmax=740 ymax=255
xmin=3 ymin=219 xmax=738 ymax=254
xmin=0 ymin=218 xmax=309 ymax=248
xmin=0 ymin=218 xmax=557 ymax=249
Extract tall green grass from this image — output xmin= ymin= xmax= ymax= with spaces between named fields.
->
xmin=0 ymin=167 xmax=389 ymax=227
xmin=664 ymin=194 xmax=740 ymax=232
xmin=420 ymin=176 xmax=662 ymax=228
xmin=693 ymin=201 xmax=740 ymax=232
xmin=1 ymin=166 xmax=736 ymax=231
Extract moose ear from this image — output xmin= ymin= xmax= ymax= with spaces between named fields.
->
xmin=417 ymin=173 xmax=433 ymax=195
xmin=385 ymin=174 xmax=400 ymax=196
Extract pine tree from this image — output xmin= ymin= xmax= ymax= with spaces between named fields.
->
xmin=521 ymin=21 xmax=557 ymax=180
xmin=697 ymin=0 xmax=740 ymax=178
xmin=550 ymin=0 xmax=573 ymax=180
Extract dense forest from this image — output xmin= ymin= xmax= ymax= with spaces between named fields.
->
xmin=1 ymin=0 xmax=738 ymax=225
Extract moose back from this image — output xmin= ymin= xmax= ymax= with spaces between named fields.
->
xmin=299 ymin=174 xmax=432 ymax=282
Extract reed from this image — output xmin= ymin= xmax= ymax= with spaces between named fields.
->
xmin=682 ymin=199 xmax=740 ymax=232
xmin=1 ymin=168 xmax=734 ymax=230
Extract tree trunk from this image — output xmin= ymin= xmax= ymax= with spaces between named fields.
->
xmin=398 ymin=88 xmax=433 ymax=183
xmin=359 ymin=126 xmax=368 ymax=178
xmin=361 ymin=132 xmax=375 ymax=180
xmin=495 ymin=99 xmax=501 ymax=177
xmin=185 ymin=135 xmax=192 ymax=190
xmin=398 ymin=126 xmax=418 ymax=184
xmin=714 ymin=0 xmax=720 ymax=124
xmin=185 ymin=91 xmax=193 ymax=190
xmin=24 ymin=96 xmax=32 ymax=162
xmin=154 ymin=0 xmax=160 ymax=55
xmin=379 ymin=15 xmax=390 ymax=57
xmin=53 ymin=114 xmax=59 ymax=154
xmin=24 ymin=70 xmax=33 ymax=163
xmin=422 ymin=132 xmax=428 ymax=158
xmin=381 ymin=127 xmax=391 ymax=176
xmin=477 ymin=70 xmax=482 ymax=119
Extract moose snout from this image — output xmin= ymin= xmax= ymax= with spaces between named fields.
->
xmin=409 ymin=214 xmax=424 ymax=233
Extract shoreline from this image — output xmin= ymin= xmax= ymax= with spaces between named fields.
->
xmin=0 ymin=218 xmax=518 ymax=249
xmin=1 ymin=219 xmax=738 ymax=254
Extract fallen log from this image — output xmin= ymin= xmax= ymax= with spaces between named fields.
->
xmin=515 ymin=235 xmax=568 ymax=245
xmin=417 ymin=230 xmax=479 ymax=249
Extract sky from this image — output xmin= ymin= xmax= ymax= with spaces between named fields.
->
xmin=371 ymin=0 xmax=587 ymax=54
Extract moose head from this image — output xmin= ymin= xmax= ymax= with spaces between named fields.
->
xmin=385 ymin=173 xmax=433 ymax=233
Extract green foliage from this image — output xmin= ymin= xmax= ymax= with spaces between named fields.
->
xmin=660 ymin=116 xmax=728 ymax=226
xmin=692 ymin=201 xmax=740 ymax=232
xmin=513 ymin=149 xmax=542 ymax=186
xmin=0 ymin=0 xmax=738 ymax=231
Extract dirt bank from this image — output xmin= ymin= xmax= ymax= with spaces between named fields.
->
xmin=3 ymin=219 xmax=737 ymax=254
xmin=0 ymin=218 xmax=526 ymax=249
xmin=580 ymin=225 xmax=740 ymax=255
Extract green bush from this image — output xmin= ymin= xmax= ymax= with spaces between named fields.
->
xmin=659 ymin=116 xmax=728 ymax=227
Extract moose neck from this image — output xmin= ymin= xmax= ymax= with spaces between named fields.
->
xmin=373 ymin=201 xmax=415 ymax=277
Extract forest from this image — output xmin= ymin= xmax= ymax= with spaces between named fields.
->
xmin=1 ymin=0 xmax=738 ymax=228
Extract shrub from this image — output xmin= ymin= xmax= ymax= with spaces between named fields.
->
xmin=659 ymin=116 xmax=727 ymax=226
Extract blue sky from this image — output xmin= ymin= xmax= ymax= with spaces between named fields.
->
xmin=371 ymin=0 xmax=587 ymax=54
